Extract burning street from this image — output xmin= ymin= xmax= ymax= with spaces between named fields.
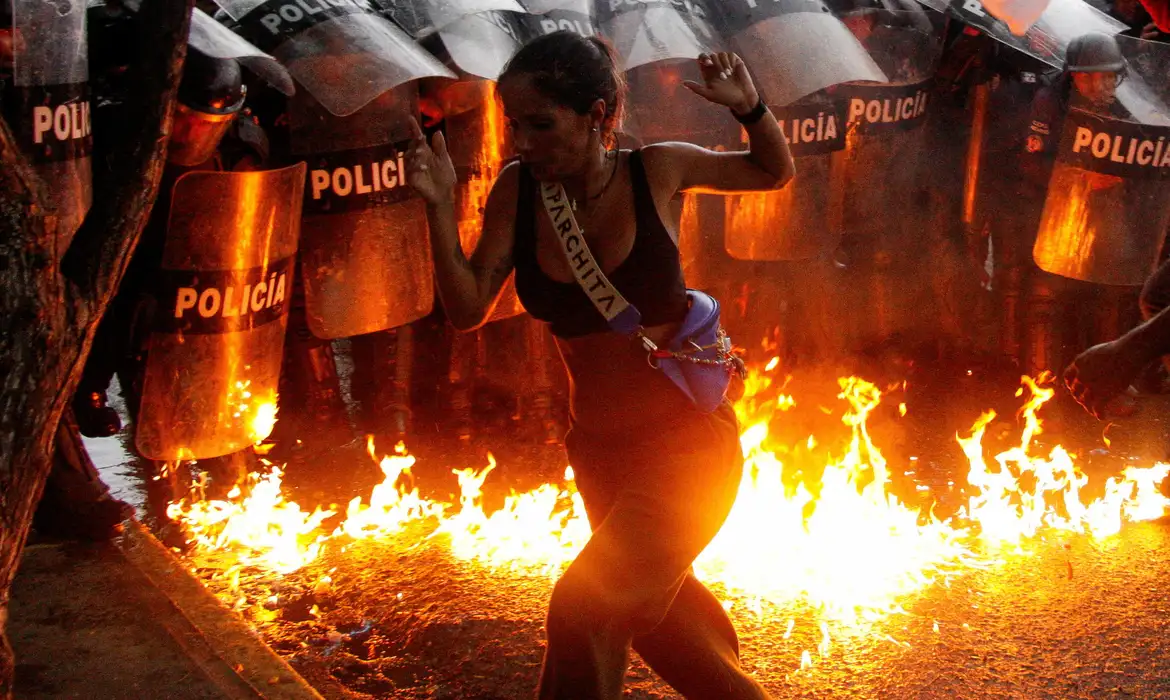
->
xmin=8 ymin=1 xmax=1170 ymax=698
xmin=142 ymin=364 xmax=1170 ymax=698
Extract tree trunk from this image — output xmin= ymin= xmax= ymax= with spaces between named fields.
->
xmin=0 ymin=3 xmax=192 ymax=696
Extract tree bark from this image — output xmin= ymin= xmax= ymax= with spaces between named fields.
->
xmin=0 ymin=3 xmax=193 ymax=697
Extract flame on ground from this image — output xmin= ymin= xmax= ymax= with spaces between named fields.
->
xmin=167 ymin=366 xmax=1170 ymax=664
xmin=167 ymin=466 xmax=333 ymax=575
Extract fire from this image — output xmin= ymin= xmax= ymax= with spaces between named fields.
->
xmin=695 ymin=376 xmax=976 ymax=629
xmin=167 ymin=365 xmax=1170 ymax=666
xmin=457 ymin=83 xmax=505 ymax=251
xmin=456 ymin=82 xmax=522 ymax=319
xmin=435 ymin=460 xmax=590 ymax=580
xmin=959 ymin=373 xmax=1170 ymax=543
xmin=249 ymin=397 xmax=278 ymax=444
xmin=166 ymin=465 xmax=334 ymax=574
xmin=334 ymin=438 xmax=444 ymax=540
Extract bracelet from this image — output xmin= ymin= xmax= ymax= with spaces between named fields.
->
xmin=732 ymin=98 xmax=767 ymax=125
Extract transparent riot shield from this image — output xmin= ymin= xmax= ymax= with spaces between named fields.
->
xmin=8 ymin=0 xmax=91 ymax=251
xmin=621 ymin=58 xmax=739 ymax=148
xmin=372 ymin=0 xmax=527 ymax=80
xmin=292 ymin=87 xmax=435 ymax=339
xmin=1033 ymin=37 xmax=1170 ymax=286
xmin=136 ymin=163 xmax=306 ymax=461
xmin=435 ymin=11 xmax=527 ymax=79
xmin=189 ymin=7 xmax=295 ymax=96
xmin=922 ymin=0 xmax=1125 ymax=68
xmin=836 ymin=8 xmax=946 ymax=346
xmin=405 ymin=0 xmax=525 ymax=31
xmin=725 ymin=92 xmax=847 ymax=260
xmin=515 ymin=0 xmax=596 ymax=39
xmin=444 ymin=81 xmax=525 ymax=321
xmin=212 ymin=0 xmax=454 ymax=116
xmin=715 ymin=0 xmax=886 ymax=108
xmin=596 ymin=0 xmax=721 ymax=72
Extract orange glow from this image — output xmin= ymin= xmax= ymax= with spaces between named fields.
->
xmin=456 ymin=82 xmax=522 ymax=319
xmin=724 ymin=188 xmax=798 ymax=259
xmin=167 ymin=367 xmax=1170 ymax=669
xmin=678 ymin=192 xmax=704 ymax=284
xmin=457 ymin=84 xmax=505 ymax=253
xmin=1033 ymin=167 xmax=1097 ymax=279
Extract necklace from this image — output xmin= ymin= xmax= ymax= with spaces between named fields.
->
xmin=571 ymin=150 xmax=619 ymax=212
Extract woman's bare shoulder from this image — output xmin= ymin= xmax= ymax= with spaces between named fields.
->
xmin=490 ymin=158 xmax=524 ymax=197
xmin=638 ymin=141 xmax=704 ymax=195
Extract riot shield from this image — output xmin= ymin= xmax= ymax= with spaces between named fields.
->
xmin=924 ymin=0 xmax=1125 ymax=69
xmin=7 ymin=0 xmax=91 ymax=251
xmin=1116 ymin=35 xmax=1170 ymax=127
xmin=400 ymin=0 xmax=525 ymax=32
xmin=371 ymin=0 xmax=527 ymax=80
xmin=836 ymin=8 xmax=946 ymax=347
xmin=621 ymin=59 xmax=738 ymax=148
xmin=725 ymin=92 xmax=847 ymax=260
xmin=189 ymin=7 xmax=295 ymax=96
xmin=715 ymin=0 xmax=886 ymax=108
xmin=212 ymin=0 xmax=454 ymax=116
xmin=1032 ymin=37 xmax=1170 ymax=286
xmin=595 ymin=0 xmax=721 ymax=72
xmin=444 ymin=82 xmax=525 ymax=321
xmin=136 ymin=163 xmax=306 ymax=461
xmin=432 ymin=10 xmax=528 ymax=80
xmin=515 ymin=0 xmax=597 ymax=39
xmin=292 ymin=87 xmax=435 ymax=339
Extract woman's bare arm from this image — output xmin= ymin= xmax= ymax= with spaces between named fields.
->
xmin=424 ymin=162 xmax=519 ymax=331
xmin=643 ymin=51 xmax=794 ymax=195
xmin=406 ymin=118 xmax=518 ymax=331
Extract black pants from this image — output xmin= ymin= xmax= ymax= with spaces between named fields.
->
xmin=537 ymin=402 xmax=771 ymax=700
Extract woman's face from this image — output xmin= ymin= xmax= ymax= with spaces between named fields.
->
xmin=498 ymin=73 xmax=596 ymax=182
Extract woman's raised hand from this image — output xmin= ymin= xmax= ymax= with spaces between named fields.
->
xmin=405 ymin=116 xmax=457 ymax=206
xmin=682 ymin=52 xmax=761 ymax=116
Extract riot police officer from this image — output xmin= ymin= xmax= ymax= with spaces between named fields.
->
xmin=71 ymin=46 xmax=273 ymax=505
xmin=1024 ymin=33 xmax=1141 ymax=381
xmin=73 ymin=47 xmax=265 ymax=429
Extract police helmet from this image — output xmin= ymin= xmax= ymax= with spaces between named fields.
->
xmin=179 ymin=48 xmax=246 ymax=115
xmin=169 ymin=48 xmax=246 ymax=166
xmin=1065 ymin=33 xmax=1125 ymax=73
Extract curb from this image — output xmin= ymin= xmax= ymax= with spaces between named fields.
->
xmin=118 ymin=520 xmax=324 ymax=700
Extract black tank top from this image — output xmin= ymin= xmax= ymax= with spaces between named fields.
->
xmin=513 ymin=150 xmax=688 ymax=339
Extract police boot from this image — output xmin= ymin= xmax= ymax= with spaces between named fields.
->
xmin=996 ymin=264 xmax=1026 ymax=369
xmin=270 ymin=280 xmax=354 ymax=457
xmin=350 ymin=328 xmax=412 ymax=441
xmin=33 ymin=410 xmax=134 ymax=541
xmin=1024 ymin=271 xmax=1060 ymax=377
xmin=299 ymin=341 xmax=353 ymax=447
xmin=71 ymin=388 xmax=122 ymax=438
xmin=448 ymin=329 xmax=475 ymax=442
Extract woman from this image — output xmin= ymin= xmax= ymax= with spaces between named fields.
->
xmin=406 ymin=31 xmax=793 ymax=700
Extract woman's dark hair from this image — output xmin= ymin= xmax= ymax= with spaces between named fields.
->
xmin=499 ymin=30 xmax=626 ymax=140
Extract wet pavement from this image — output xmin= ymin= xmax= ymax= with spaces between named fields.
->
xmin=83 ymin=363 xmax=1170 ymax=699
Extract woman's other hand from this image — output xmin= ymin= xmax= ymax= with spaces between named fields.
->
xmin=1064 ymin=340 xmax=1145 ymax=420
xmin=682 ymin=52 xmax=760 ymax=117
xmin=405 ymin=116 xmax=457 ymax=206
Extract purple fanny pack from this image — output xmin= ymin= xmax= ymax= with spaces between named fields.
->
xmin=538 ymin=181 xmax=745 ymax=413
xmin=608 ymin=289 xmax=745 ymax=413
xmin=633 ymin=290 xmax=745 ymax=413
